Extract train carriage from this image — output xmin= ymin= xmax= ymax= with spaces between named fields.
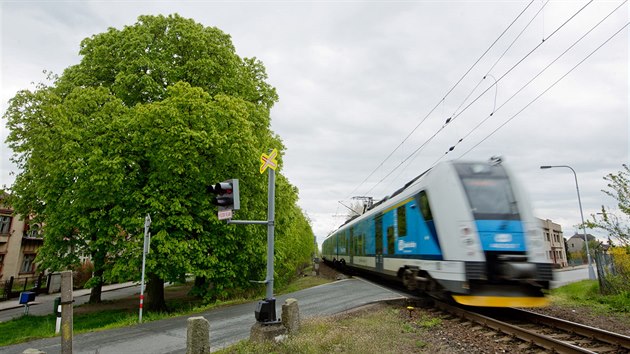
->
xmin=322 ymin=158 xmax=553 ymax=307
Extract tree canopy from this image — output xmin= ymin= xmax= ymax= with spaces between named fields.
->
xmin=4 ymin=14 xmax=315 ymax=307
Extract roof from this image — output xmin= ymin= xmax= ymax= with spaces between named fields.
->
xmin=568 ymin=233 xmax=597 ymax=242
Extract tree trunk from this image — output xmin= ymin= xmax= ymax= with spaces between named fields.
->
xmin=88 ymin=248 xmax=105 ymax=304
xmin=146 ymin=273 xmax=167 ymax=312
xmin=191 ymin=276 xmax=207 ymax=298
xmin=88 ymin=267 xmax=103 ymax=304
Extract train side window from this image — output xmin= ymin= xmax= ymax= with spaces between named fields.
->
xmin=358 ymin=234 xmax=363 ymax=256
xmin=361 ymin=234 xmax=365 ymax=256
xmin=387 ymin=226 xmax=395 ymax=254
xmin=349 ymin=229 xmax=354 ymax=256
xmin=375 ymin=216 xmax=383 ymax=254
xmin=419 ymin=191 xmax=433 ymax=221
xmin=397 ymin=206 xmax=407 ymax=237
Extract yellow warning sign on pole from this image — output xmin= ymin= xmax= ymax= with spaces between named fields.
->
xmin=260 ymin=149 xmax=278 ymax=174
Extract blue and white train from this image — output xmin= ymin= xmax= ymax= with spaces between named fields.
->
xmin=322 ymin=158 xmax=553 ymax=307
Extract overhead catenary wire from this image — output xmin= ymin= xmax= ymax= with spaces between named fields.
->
xmin=442 ymin=0 xmax=594 ymax=129
xmin=362 ymin=0 xmax=596 ymax=196
xmin=382 ymin=3 xmax=550 ymax=192
xmin=435 ymin=0 xmax=628 ymax=163
xmin=456 ymin=20 xmax=629 ymax=160
xmin=447 ymin=0 xmax=551 ymax=125
xmin=345 ymin=0 xmax=536 ymax=199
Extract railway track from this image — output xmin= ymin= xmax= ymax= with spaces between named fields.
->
xmin=430 ymin=300 xmax=630 ymax=353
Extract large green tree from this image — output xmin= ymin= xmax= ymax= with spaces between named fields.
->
xmin=4 ymin=14 xmax=315 ymax=310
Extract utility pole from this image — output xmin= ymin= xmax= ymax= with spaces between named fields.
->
xmin=139 ymin=213 xmax=151 ymax=323
xmin=540 ymin=165 xmax=596 ymax=280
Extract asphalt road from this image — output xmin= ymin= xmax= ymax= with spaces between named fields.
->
xmin=0 ymin=278 xmax=405 ymax=354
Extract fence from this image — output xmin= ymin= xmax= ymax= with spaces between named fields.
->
xmin=1 ymin=272 xmax=50 ymax=301
xmin=594 ymin=247 xmax=630 ymax=295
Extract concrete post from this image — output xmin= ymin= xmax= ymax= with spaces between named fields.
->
xmin=60 ymin=270 xmax=73 ymax=354
xmin=281 ymin=298 xmax=300 ymax=334
xmin=186 ymin=316 xmax=210 ymax=354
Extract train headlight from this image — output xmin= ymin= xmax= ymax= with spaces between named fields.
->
xmin=460 ymin=224 xmax=477 ymax=256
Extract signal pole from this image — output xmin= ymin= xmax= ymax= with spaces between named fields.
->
xmin=224 ymin=148 xmax=280 ymax=323
xmin=264 ymin=168 xmax=276 ymax=302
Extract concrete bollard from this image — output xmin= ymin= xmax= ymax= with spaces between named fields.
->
xmin=186 ymin=316 xmax=210 ymax=354
xmin=281 ymin=298 xmax=300 ymax=334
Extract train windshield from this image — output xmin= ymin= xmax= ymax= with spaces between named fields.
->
xmin=454 ymin=163 xmax=520 ymax=220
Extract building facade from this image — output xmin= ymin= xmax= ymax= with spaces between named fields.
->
xmin=0 ymin=193 xmax=43 ymax=283
xmin=566 ymin=233 xmax=597 ymax=253
xmin=538 ymin=218 xmax=568 ymax=268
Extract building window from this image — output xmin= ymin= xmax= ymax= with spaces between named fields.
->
xmin=0 ymin=215 xmax=11 ymax=234
xmin=20 ymin=254 xmax=36 ymax=274
xmin=0 ymin=253 xmax=4 ymax=274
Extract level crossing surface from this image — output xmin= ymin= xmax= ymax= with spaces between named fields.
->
xmin=0 ymin=277 xmax=405 ymax=354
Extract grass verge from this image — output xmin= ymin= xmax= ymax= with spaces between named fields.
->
xmin=216 ymin=304 xmax=436 ymax=354
xmin=550 ymin=279 xmax=630 ymax=313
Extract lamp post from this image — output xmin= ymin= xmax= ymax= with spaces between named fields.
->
xmin=541 ymin=165 xmax=596 ymax=280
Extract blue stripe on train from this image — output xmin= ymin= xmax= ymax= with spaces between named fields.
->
xmin=475 ymin=220 xmax=526 ymax=252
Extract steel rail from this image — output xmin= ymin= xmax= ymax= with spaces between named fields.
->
xmin=433 ymin=300 xmax=597 ymax=354
xmin=510 ymin=308 xmax=630 ymax=351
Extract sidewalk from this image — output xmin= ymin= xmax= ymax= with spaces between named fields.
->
xmin=553 ymin=264 xmax=591 ymax=272
xmin=0 ymin=282 xmax=137 ymax=312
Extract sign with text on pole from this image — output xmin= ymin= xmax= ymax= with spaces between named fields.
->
xmin=260 ymin=148 xmax=278 ymax=174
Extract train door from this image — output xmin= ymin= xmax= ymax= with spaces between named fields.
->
xmin=375 ymin=215 xmax=384 ymax=272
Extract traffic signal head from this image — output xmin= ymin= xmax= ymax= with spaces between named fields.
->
xmin=210 ymin=179 xmax=240 ymax=211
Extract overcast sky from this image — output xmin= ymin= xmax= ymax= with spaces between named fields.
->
xmin=1 ymin=1 xmax=628 ymax=247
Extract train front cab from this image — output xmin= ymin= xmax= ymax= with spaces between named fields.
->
xmin=446 ymin=161 xmax=553 ymax=307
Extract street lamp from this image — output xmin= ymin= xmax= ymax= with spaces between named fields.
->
xmin=540 ymin=165 xmax=596 ymax=280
